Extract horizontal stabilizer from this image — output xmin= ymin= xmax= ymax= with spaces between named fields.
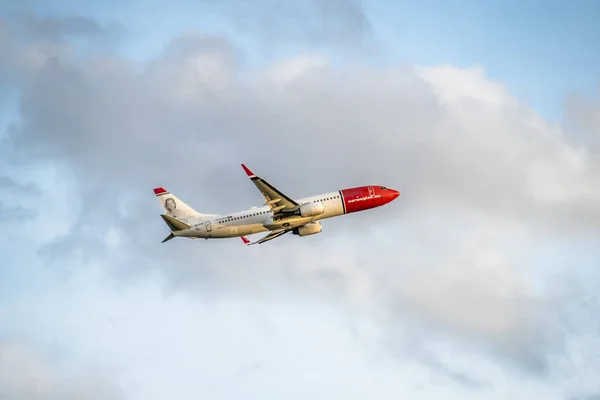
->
xmin=162 ymin=233 xmax=176 ymax=243
xmin=160 ymin=214 xmax=190 ymax=232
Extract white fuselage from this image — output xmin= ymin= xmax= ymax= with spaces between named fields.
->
xmin=174 ymin=191 xmax=344 ymax=239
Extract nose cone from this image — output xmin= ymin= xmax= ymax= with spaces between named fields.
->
xmin=389 ymin=189 xmax=400 ymax=202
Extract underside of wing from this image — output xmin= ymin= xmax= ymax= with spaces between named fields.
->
xmin=241 ymin=164 xmax=299 ymax=213
xmin=243 ymin=229 xmax=292 ymax=245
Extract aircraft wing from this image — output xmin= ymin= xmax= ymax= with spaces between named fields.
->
xmin=241 ymin=164 xmax=299 ymax=212
xmin=241 ymin=229 xmax=292 ymax=245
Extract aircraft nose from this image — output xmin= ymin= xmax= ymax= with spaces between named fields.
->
xmin=390 ymin=189 xmax=400 ymax=201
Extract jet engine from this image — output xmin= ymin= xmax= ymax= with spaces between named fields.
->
xmin=293 ymin=221 xmax=322 ymax=237
xmin=298 ymin=202 xmax=324 ymax=217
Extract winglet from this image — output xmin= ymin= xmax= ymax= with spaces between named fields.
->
xmin=241 ymin=236 xmax=251 ymax=245
xmin=241 ymin=164 xmax=255 ymax=177
xmin=153 ymin=187 xmax=168 ymax=195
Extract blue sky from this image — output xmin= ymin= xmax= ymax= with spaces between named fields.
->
xmin=366 ymin=0 xmax=600 ymax=119
xmin=1 ymin=1 xmax=599 ymax=398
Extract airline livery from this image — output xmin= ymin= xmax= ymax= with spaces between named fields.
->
xmin=154 ymin=164 xmax=400 ymax=245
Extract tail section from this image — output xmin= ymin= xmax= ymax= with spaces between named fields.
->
xmin=154 ymin=187 xmax=203 ymax=243
xmin=153 ymin=187 xmax=203 ymax=222
xmin=159 ymin=214 xmax=191 ymax=243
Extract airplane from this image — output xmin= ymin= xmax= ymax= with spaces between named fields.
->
xmin=154 ymin=164 xmax=400 ymax=245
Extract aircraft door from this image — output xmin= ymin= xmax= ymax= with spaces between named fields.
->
xmin=205 ymin=221 xmax=212 ymax=232
xmin=368 ymin=186 xmax=376 ymax=204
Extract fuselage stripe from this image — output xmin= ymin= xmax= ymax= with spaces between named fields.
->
xmin=338 ymin=190 xmax=346 ymax=214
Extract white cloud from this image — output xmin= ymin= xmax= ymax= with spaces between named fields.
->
xmin=266 ymin=54 xmax=329 ymax=87
xmin=418 ymin=65 xmax=517 ymax=108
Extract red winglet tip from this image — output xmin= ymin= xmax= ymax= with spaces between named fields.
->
xmin=153 ymin=187 xmax=167 ymax=195
xmin=241 ymin=236 xmax=250 ymax=244
xmin=241 ymin=164 xmax=254 ymax=177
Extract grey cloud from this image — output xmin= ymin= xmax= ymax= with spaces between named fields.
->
xmin=160 ymin=34 xmax=238 ymax=62
xmin=563 ymin=91 xmax=600 ymax=181
xmin=0 ymin=176 xmax=40 ymax=222
xmin=361 ymin=237 xmax=559 ymax=376
xmin=2 ymin=12 xmax=600 ymax=396
xmin=0 ymin=11 xmax=125 ymax=89
xmin=564 ymin=91 xmax=600 ymax=137
xmin=418 ymin=355 xmax=490 ymax=389
xmin=23 ymin=14 xmax=104 ymax=40
xmin=0 ymin=337 xmax=124 ymax=400
xmin=0 ymin=21 xmax=19 ymax=85
xmin=0 ymin=204 xmax=38 ymax=222
xmin=0 ymin=175 xmax=39 ymax=194
xmin=13 ymin=10 xmax=126 ymax=42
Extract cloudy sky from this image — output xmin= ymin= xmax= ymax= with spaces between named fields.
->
xmin=1 ymin=0 xmax=599 ymax=398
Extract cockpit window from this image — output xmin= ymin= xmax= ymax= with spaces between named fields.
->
xmin=380 ymin=186 xmax=387 ymax=190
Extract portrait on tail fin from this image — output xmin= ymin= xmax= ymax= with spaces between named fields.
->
xmin=165 ymin=198 xmax=177 ymax=212
xmin=164 ymin=197 xmax=185 ymax=219
xmin=154 ymin=187 xmax=201 ymax=221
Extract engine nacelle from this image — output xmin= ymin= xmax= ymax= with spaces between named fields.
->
xmin=293 ymin=221 xmax=322 ymax=237
xmin=298 ymin=202 xmax=324 ymax=218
